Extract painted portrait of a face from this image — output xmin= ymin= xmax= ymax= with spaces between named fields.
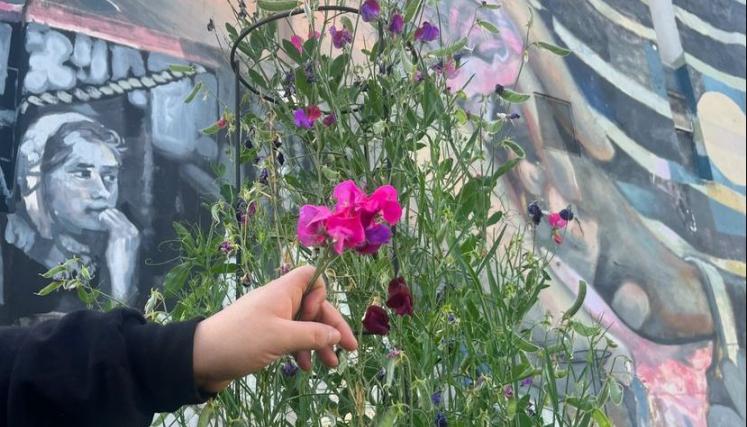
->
xmin=41 ymin=121 xmax=122 ymax=234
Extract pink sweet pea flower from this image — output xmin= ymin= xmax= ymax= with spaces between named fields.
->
xmin=364 ymin=185 xmax=402 ymax=225
xmin=308 ymin=29 xmax=321 ymax=40
xmin=548 ymin=212 xmax=568 ymax=229
xmin=290 ymin=35 xmax=304 ymax=54
xmin=323 ymin=114 xmax=337 ymax=127
xmin=333 ymin=180 xmax=367 ymax=212
xmin=297 ymin=205 xmax=331 ymax=247
xmin=326 ymin=209 xmax=366 ymax=254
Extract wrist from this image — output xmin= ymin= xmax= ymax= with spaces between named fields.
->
xmin=192 ymin=318 xmax=231 ymax=394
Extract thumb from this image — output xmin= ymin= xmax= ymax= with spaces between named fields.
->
xmin=278 ymin=320 xmax=341 ymax=354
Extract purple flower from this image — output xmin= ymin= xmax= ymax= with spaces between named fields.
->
xmin=360 ymin=0 xmax=380 ymax=22
xmin=414 ymin=21 xmax=439 ymax=42
xmin=281 ymin=361 xmax=299 ymax=377
xmin=521 ymin=377 xmax=533 ymax=387
xmin=389 ymin=12 xmax=404 ymax=34
xmin=435 ymin=411 xmax=447 ymax=427
xmin=329 ymin=25 xmax=352 ymax=49
xmin=509 ymin=112 xmax=521 ymax=120
xmin=236 ymin=200 xmax=257 ymax=225
xmin=431 ymin=390 xmax=442 ymax=406
xmin=387 ymin=348 xmax=401 ymax=359
xmin=503 ymin=385 xmax=514 ymax=398
xmin=219 ymin=240 xmax=234 ymax=254
xmin=294 ymin=109 xmax=314 ymax=129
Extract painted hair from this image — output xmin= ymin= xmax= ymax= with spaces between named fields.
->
xmin=40 ymin=120 xmax=125 ymax=174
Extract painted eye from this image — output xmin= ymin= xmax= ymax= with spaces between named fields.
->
xmin=73 ymin=170 xmax=92 ymax=179
xmin=102 ymin=174 xmax=117 ymax=183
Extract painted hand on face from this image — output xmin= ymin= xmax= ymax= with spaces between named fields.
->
xmin=99 ymin=208 xmax=140 ymax=301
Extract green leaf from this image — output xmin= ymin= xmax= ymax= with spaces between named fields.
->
xmin=36 ymin=281 xmax=62 ymax=296
xmin=428 ymin=37 xmax=468 ymax=58
xmin=201 ymin=123 xmax=221 ymax=135
xmin=570 ymin=320 xmax=601 ymax=337
xmin=502 ymin=139 xmax=526 ymax=159
xmin=184 ymin=81 xmax=203 ymax=104
xmin=565 ymin=397 xmax=594 ymax=411
xmin=41 ymin=264 xmax=67 ymax=279
xmin=486 ymin=211 xmax=504 ymax=226
xmin=282 ymin=39 xmax=303 ymax=63
xmin=477 ymin=19 xmax=500 ymax=34
xmin=341 ymin=16 xmax=354 ymax=34
xmin=257 ymin=0 xmax=299 ymax=12
xmin=609 ymin=378 xmax=624 ymax=405
xmin=169 ymin=64 xmax=195 ymax=74
xmin=514 ymin=333 xmax=540 ymax=353
xmin=563 ymin=280 xmax=587 ymax=320
xmin=592 ymin=409 xmax=612 ymax=427
xmin=376 ymin=406 xmax=398 ymax=427
xmin=499 ymin=88 xmax=531 ymax=103
xmin=197 ymin=403 xmax=215 ymax=427
xmin=536 ymin=41 xmax=572 ymax=57
xmin=163 ymin=263 xmax=191 ymax=297
xmin=404 ymin=0 xmax=423 ymax=22
xmin=294 ymin=66 xmax=312 ymax=99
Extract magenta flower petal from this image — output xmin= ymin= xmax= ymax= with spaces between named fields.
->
xmin=326 ymin=210 xmax=366 ymax=254
xmin=365 ymin=185 xmax=402 ymax=225
xmin=363 ymin=305 xmax=390 ymax=335
xmin=290 ymin=35 xmax=304 ymax=53
xmin=389 ymin=12 xmax=404 ymax=34
xmin=548 ymin=212 xmax=568 ymax=229
xmin=297 ymin=205 xmax=331 ymax=247
xmin=333 ymin=180 xmax=367 ymax=211
xmin=360 ymin=0 xmax=380 ymax=22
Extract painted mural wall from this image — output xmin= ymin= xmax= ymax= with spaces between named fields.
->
xmin=0 ymin=0 xmax=744 ymax=426
xmin=0 ymin=0 xmax=238 ymax=324
xmin=430 ymin=0 xmax=745 ymax=425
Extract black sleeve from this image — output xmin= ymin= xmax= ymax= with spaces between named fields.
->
xmin=0 ymin=308 xmax=215 ymax=427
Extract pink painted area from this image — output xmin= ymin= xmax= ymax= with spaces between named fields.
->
xmin=24 ymin=1 xmax=219 ymax=68
xmin=654 ymin=157 xmax=672 ymax=181
xmin=549 ymin=260 xmax=713 ymax=427
xmin=0 ymin=2 xmax=23 ymax=12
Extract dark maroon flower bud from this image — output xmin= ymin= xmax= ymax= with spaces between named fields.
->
xmin=219 ymin=240 xmax=234 ymax=254
xmin=559 ymin=208 xmax=574 ymax=221
xmin=363 ymin=305 xmax=390 ymax=335
xmin=386 ymin=277 xmax=414 ymax=316
xmin=259 ymin=168 xmax=269 ymax=185
xmin=495 ymin=84 xmax=505 ymax=95
xmin=509 ymin=113 xmax=521 ymax=120
xmin=527 ymin=201 xmax=543 ymax=226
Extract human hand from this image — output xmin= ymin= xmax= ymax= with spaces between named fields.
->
xmin=192 ymin=266 xmax=358 ymax=393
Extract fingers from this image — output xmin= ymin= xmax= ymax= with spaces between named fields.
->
xmin=319 ymin=301 xmax=358 ymax=351
xmin=272 ymin=266 xmax=326 ymax=316
xmin=278 ymin=320 xmax=341 ymax=355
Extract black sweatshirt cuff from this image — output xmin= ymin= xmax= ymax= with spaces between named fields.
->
xmin=122 ymin=312 xmax=217 ymax=413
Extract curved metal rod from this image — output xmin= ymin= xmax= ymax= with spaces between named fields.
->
xmin=229 ymin=5 xmax=360 ymax=106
